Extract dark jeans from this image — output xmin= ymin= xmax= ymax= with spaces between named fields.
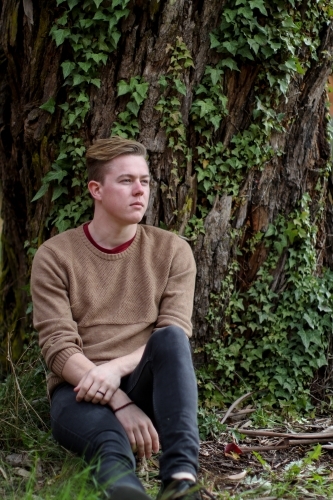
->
xmin=50 ymin=326 xmax=199 ymax=495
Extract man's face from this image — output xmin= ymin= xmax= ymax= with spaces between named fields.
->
xmin=92 ymin=154 xmax=150 ymax=227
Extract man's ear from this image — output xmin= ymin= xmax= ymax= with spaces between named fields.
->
xmin=88 ymin=180 xmax=102 ymax=201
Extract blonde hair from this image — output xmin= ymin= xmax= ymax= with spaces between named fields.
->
xmin=86 ymin=136 xmax=147 ymax=183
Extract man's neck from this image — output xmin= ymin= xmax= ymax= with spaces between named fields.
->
xmin=88 ymin=217 xmax=137 ymax=250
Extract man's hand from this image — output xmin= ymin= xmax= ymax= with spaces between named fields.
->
xmin=74 ymin=360 xmax=122 ymax=404
xmin=114 ymin=403 xmax=160 ymax=458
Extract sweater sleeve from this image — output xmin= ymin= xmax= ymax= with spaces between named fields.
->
xmin=154 ymin=237 xmax=196 ymax=337
xmin=31 ymin=244 xmax=83 ymax=376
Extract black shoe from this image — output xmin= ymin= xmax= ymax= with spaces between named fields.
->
xmin=109 ymin=484 xmax=152 ymax=500
xmin=157 ymin=479 xmax=203 ymax=500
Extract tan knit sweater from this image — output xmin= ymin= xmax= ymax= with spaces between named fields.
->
xmin=31 ymin=224 xmax=196 ymax=395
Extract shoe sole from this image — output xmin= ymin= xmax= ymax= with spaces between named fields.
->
xmin=109 ymin=485 xmax=151 ymax=500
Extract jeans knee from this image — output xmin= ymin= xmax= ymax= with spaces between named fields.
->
xmin=150 ymin=326 xmax=191 ymax=359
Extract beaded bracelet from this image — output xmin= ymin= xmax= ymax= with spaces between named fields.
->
xmin=113 ymin=401 xmax=135 ymax=413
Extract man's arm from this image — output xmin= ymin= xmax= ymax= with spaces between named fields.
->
xmin=62 ymin=345 xmax=146 ymax=404
xmin=155 ymin=236 xmax=196 ymax=336
xmin=62 ymin=347 xmax=159 ymax=458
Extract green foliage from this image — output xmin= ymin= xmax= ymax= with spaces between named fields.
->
xmin=33 ymin=0 xmax=131 ymax=232
xmin=210 ymin=0 xmax=327 ymax=94
xmin=155 ymin=36 xmax=193 ymax=157
xmin=198 ymin=195 xmax=333 ymax=411
xmin=197 ymin=407 xmax=226 ymax=440
xmin=111 ymin=76 xmax=149 ymax=138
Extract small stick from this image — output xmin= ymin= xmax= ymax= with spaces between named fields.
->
xmin=221 ymin=391 xmax=253 ymax=424
xmin=236 ymin=429 xmax=333 ymax=439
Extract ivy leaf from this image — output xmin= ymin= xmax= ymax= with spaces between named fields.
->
xmin=297 ymin=329 xmax=312 ymax=351
xmin=117 ymin=80 xmax=131 ymax=96
xmin=93 ymin=0 xmax=104 ymax=6
xmin=158 ymin=75 xmax=168 ymax=89
xmin=52 ymin=28 xmax=70 ymax=47
xmin=208 ymin=68 xmax=223 ymax=86
xmin=78 ymin=61 xmax=92 ymax=72
xmin=31 ymin=183 xmax=49 ymax=202
xmin=56 ymin=219 xmax=72 ymax=233
xmin=52 ymin=186 xmax=69 ymax=202
xmin=135 ymin=82 xmax=149 ymax=99
xmin=195 ymin=99 xmax=216 ymax=118
xmin=238 ymin=45 xmax=254 ymax=60
xmin=56 ymin=152 xmax=67 ymax=161
xmin=261 ymin=45 xmax=275 ymax=58
xmin=132 ymin=91 xmax=144 ymax=106
xmin=249 ymin=0 xmax=268 ymax=15
xmin=44 ymin=169 xmax=68 ymax=183
xmin=209 ymin=33 xmax=221 ymax=49
xmin=247 ymin=38 xmax=260 ymax=55
xmin=221 ymin=58 xmax=239 ymax=71
xmin=211 ymin=115 xmax=222 ymax=131
xmin=93 ymin=11 xmax=108 ymax=21
xmin=61 ymin=61 xmax=76 ymax=79
xmin=222 ymin=40 xmax=238 ymax=56
xmin=67 ymin=0 xmax=79 ymax=9
xmin=126 ymin=100 xmax=140 ymax=117
xmin=73 ymin=74 xmax=86 ymax=86
xmin=111 ymin=31 xmax=121 ymax=47
xmin=303 ymin=313 xmax=315 ymax=329
xmin=174 ymin=79 xmax=186 ymax=96
xmin=90 ymin=53 xmax=108 ymax=64
xmin=56 ymin=13 xmax=68 ymax=26
xmin=40 ymin=97 xmax=56 ymax=114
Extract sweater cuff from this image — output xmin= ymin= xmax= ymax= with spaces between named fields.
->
xmin=51 ymin=346 xmax=83 ymax=377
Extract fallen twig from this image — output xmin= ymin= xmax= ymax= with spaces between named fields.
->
xmin=236 ymin=429 xmax=333 ymax=439
xmin=221 ymin=392 xmax=253 ymax=424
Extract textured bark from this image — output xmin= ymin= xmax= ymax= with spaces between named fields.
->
xmin=0 ymin=0 xmax=332 ymax=363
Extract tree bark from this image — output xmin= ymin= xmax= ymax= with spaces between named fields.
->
xmin=0 ymin=0 xmax=332 ymax=367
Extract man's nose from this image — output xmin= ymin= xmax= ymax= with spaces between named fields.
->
xmin=133 ymin=180 xmax=144 ymax=195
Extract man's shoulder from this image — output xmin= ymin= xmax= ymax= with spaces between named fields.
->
xmin=36 ymin=226 xmax=82 ymax=257
xmin=139 ymin=225 xmax=194 ymax=258
xmin=140 ymin=224 xmax=189 ymax=246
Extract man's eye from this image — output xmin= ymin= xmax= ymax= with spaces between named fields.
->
xmin=121 ymin=179 xmax=131 ymax=183
xmin=141 ymin=180 xmax=149 ymax=185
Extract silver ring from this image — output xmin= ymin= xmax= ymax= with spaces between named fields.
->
xmin=97 ymin=390 xmax=105 ymax=396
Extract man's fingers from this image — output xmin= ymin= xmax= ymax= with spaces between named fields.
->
xmin=134 ymin=427 xmax=150 ymax=459
xmin=149 ymin=424 xmax=160 ymax=453
xmin=99 ymin=388 xmax=113 ymax=405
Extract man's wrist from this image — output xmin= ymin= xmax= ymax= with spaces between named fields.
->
xmin=106 ymin=358 xmax=128 ymax=378
xmin=109 ymin=389 xmax=132 ymax=411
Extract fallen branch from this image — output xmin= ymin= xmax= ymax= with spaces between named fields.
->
xmin=221 ymin=392 xmax=253 ymax=424
xmin=236 ymin=429 xmax=333 ymax=439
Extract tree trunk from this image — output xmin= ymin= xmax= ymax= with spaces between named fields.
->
xmin=0 ymin=0 xmax=332 ymax=400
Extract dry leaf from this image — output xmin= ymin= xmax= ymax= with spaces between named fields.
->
xmin=226 ymin=470 xmax=247 ymax=482
xmin=0 ymin=466 xmax=8 ymax=480
xmin=14 ymin=468 xmax=30 ymax=479
xmin=225 ymin=451 xmax=241 ymax=460
xmin=6 ymin=453 xmax=30 ymax=467
xmin=200 ymin=450 xmax=209 ymax=457
xmin=224 ymin=443 xmax=242 ymax=455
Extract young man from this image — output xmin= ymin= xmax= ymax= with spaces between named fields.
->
xmin=31 ymin=137 xmax=201 ymax=500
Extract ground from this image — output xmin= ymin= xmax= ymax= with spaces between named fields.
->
xmin=2 ymin=411 xmax=333 ymax=499
xmin=1 ymin=353 xmax=333 ymax=499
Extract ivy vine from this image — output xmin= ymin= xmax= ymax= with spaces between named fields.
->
xmin=33 ymin=0 xmax=130 ymax=232
xmin=198 ymin=195 xmax=333 ymax=411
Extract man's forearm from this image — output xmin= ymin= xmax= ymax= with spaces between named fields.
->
xmin=62 ymin=352 xmax=96 ymax=386
xmin=62 ymin=344 xmax=146 ymax=383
